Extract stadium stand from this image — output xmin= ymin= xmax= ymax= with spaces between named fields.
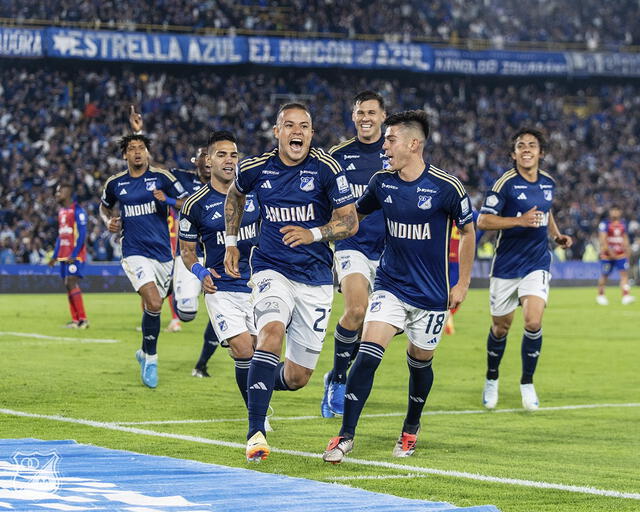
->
xmin=1 ymin=0 xmax=638 ymax=49
xmin=0 ymin=62 xmax=638 ymax=265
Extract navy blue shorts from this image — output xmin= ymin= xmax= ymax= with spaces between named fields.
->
xmin=60 ymin=261 xmax=85 ymax=279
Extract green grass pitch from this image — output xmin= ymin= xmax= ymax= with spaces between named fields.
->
xmin=0 ymin=288 xmax=638 ymax=511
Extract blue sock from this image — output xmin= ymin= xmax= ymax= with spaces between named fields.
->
xmin=404 ymin=353 xmax=433 ymax=430
xmin=234 ymin=357 xmax=252 ymax=406
xmin=142 ymin=310 xmax=161 ymax=356
xmin=247 ymin=350 xmax=279 ymax=438
xmin=196 ymin=322 xmax=219 ymax=367
xmin=487 ymin=329 xmax=507 ymax=380
xmin=273 ymin=362 xmax=291 ymax=391
xmin=521 ymin=328 xmax=542 ymax=384
xmin=339 ymin=342 xmax=385 ymax=438
xmin=332 ymin=323 xmax=360 ymax=384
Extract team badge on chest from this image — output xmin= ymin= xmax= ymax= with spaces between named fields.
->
xmin=543 ymin=190 xmax=553 ymax=201
xmin=300 ymin=176 xmax=315 ymax=192
xmin=417 ymin=195 xmax=432 ymax=210
xmin=145 ymin=180 xmax=157 ymax=191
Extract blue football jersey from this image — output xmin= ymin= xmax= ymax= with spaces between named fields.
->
xmin=178 ymin=184 xmax=260 ymax=292
xmin=480 ymin=169 xmax=556 ymax=279
xmin=101 ymin=166 xmax=188 ymax=262
xmin=235 ymin=148 xmax=355 ymax=286
xmin=329 ymin=136 xmax=389 ymax=260
xmin=357 ymin=165 xmax=473 ymax=310
xmin=171 ymin=168 xmax=207 ymax=257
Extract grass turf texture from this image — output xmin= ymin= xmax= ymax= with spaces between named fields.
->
xmin=0 ymin=288 xmax=638 ymax=512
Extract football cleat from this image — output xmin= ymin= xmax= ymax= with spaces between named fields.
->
xmin=77 ymin=320 xmax=89 ymax=329
xmin=596 ymin=295 xmax=609 ymax=306
xmin=328 ymin=381 xmax=346 ymax=416
xmin=264 ymin=416 xmax=274 ymax=433
xmin=165 ymin=318 xmax=182 ymax=332
xmin=191 ymin=365 xmax=210 ymax=378
xmin=622 ymin=295 xmax=636 ymax=305
xmin=392 ymin=428 xmax=420 ymax=457
xmin=520 ymin=383 xmax=539 ymax=411
xmin=322 ymin=436 xmax=353 ymax=464
xmin=482 ymin=378 xmax=499 ymax=409
xmin=320 ymin=372 xmax=335 ymax=418
xmin=135 ymin=349 xmax=146 ymax=380
xmin=142 ymin=360 xmax=158 ymax=388
xmin=246 ymin=431 xmax=270 ymax=462
xmin=64 ymin=321 xmax=79 ymax=329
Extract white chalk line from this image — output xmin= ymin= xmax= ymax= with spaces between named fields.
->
xmin=114 ymin=402 xmax=640 ymax=425
xmin=0 ymin=408 xmax=638 ymax=500
xmin=0 ymin=332 xmax=119 ymax=344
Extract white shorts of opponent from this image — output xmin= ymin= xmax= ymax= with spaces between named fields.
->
xmin=173 ymin=255 xmax=203 ymax=313
xmin=205 ymin=291 xmax=257 ymax=343
xmin=489 ymin=269 xmax=551 ymax=317
xmin=122 ymin=255 xmax=173 ymax=298
xmin=250 ymin=269 xmax=333 ymax=370
xmin=334 ymin=249 xmax=379 ymax=290
xmin=364 ymin=290 xmax=449 ymax=351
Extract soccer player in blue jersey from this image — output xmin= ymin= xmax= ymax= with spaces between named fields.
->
xmin=478 ymin=128 xmax=572 ymax=411
xmin=179 ymin=130 xmax=261 ymax=414
xmin=129 ymin=106 xmax=221 ymax=377
xmin=100 ymin=134 xmax=188 ymax=388
xmin=224 ymin=103 xmax=358 ymax=461
xmin=321 ymin=91 xmax=389 ymax=418
xmin=322 ymin=110 xmax=475 ymax=463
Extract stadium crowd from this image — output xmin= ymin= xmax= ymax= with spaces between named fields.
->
xmin=1 ymin=0 xmax=638 ymax=49
xmin=0 ymin=63 xmax=639 ymax=266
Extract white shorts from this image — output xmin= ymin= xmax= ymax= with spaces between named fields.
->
xmin=364 ymin=290 xmax=448 ymax=351
xmin=173 ymin=255 xmax=203 ymax=312
xmin=489 ymin=269 xmax=551 ymax=317
xmin=122 ymin=255 xmax=173 ymax=298
xmin=205 ymin=291 xmax=256 ymax=342
xmin=250 ymin=270 xmax=333 ymax=369
xmin=334 ymin=250 xmax=379 ymax=290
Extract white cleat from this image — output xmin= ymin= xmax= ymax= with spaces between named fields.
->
xmin=165 ymin=318 xmax=182 ymax=332
xmin=322 ymin=436 xmax=354 ymax=464
xmin=622 ymin=295 xmax=635 ymax=305
xmin=520 ymin=383 xmax=539 ymax=411
xmin=596 ymin=295 xmax=609 ymax=306
xmin=482 ymin=378 xmax=499 ymax=409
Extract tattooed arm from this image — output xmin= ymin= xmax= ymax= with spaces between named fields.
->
xmin=223 ymin=182 xmax=247 ymax=278
xmin=280 ymin=203 xmax=358 ymax=248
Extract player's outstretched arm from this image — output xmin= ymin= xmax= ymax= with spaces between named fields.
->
xmin=449 ymin=222 xmax=475 ymax=309
xmin=280 ymin=204 xmax=358 ymax=248
xmin=548 ymin=211 xmax=572 ymax=249
xmin=224 ymin=183 xmax=247 ymax=278
xmin=478 ymin=206 xmax=542 ymax=231
xmin=181 ymin=239 xmax=219 ymax=293
xmin=129 ymin=105 xmax=143 ymax=133
xmin=99 ymin=204 xmax=121 ymax=233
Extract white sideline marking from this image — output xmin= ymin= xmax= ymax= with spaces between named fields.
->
xmin=0 ymin=332 xmax=119 ymax=344
xmin=114 ymin=402 xmax=640 ymax=425
xmin=1 ymin=408 xmax=639 ymax=501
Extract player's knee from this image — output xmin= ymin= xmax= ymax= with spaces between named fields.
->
xmin=284 ymin=371 xmax=310 ymax=390
xmin=344 ymin=303 xmax=367 ymax=326
xmin=524 ymin=320 xmax=542 ymax=332
xmin=491 ymin=323 xmax=510 ymax=338
xmin=145 ymin=297 xmax=163 ymax=313
xmin=176 ymin=309 xmax=197 ymax=322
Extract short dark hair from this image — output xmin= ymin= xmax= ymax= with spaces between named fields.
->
xmin=510 ymin=127 xmax=547 ymax=153
xmin=353 ymin=90 xmax=385 ymax=110
xmin=208 ymin=130 xmax=237 ymax=148
xmin=385 ymin=110 xmax=430 ymax=141
xmin=277 ymin=102 xmax=311 ymax=120
xmin=119 ymin=134 xmax=151 ymax=156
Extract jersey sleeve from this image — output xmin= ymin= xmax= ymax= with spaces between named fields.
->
xmin=101 ymin=179 xmax=117 ymax=209
xmin=480 ymin=185 xmax=506 ymax=216
xmin=70 ymin=206 xmax=88 ymax=258
xmin=445 ymin=183 xmax=474 ymax=227
xmin=235 ymin=157 xmax=263 ymax=194
xmin=178 ymin=206 xmax=200 ymax=243
xmin=598 ymin=221 xmax=608 ymax=233
xmin=356 ymin=174 xmax=381 ymax=215
xmin=161 ymin=171 xmax=188 ymax=200
xmin=318 ymin=154 xmax=355 ymax=209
